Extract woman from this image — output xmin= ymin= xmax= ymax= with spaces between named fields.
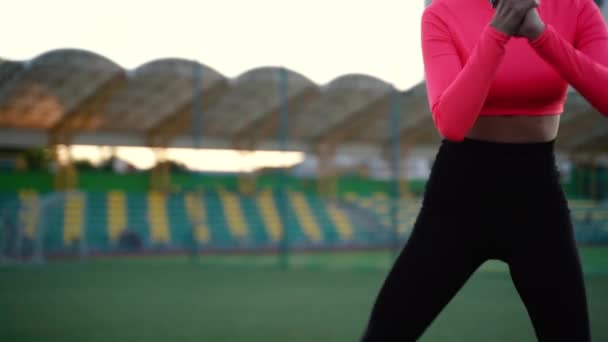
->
xmin=362 ymin=0 xmax=608 ymax=340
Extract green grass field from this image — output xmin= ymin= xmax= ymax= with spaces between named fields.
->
xmin=1 ymin=248 xmax=608 ymax=342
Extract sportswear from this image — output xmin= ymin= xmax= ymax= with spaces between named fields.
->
xmin=422 ymin=0 xmax=608 ymax=141
xmin=361 ymin=138 xmax=590 ymax=341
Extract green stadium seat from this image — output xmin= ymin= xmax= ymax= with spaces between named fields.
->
xmin=2 ymin=189 xmax=606 ymax=255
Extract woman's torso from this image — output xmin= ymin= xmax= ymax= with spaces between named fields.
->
xmin=467 ymin=115 xmax=560 ymax=143
xmin=434 ymin=0 xmax=581 ymax=142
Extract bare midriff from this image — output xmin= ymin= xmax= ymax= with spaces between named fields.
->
xmin=466 ymin=114 xmax=560 ymax=143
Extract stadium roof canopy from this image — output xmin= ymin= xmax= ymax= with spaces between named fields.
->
xmin=0 ymin=49 xmax=606 ymax=157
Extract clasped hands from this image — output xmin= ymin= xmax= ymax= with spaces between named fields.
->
xmin=490 ymin=0 xmax=546 ymax=41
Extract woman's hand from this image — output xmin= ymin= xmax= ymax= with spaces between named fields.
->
xmin=490 ymin=0 xmax=540 ymax=36
xmin=515 ymin=8 xmax=546 ymax=41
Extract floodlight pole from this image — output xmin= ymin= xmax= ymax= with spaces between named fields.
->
xmin=389 ymin=89 xmax=401 ymax=256
xmin=192 ymin=61 xmax=204 ymax=149
xmin=0 ymin=200 xmax=17 ymax=263
xmin=34 ymin=202 xmax=46 ymax=264
xmin=78 ymin=191 xmax=89 ymax=261
xmin=15 ymin=212 xmax=23 ymax=261
xmin=278 ymin=67 xmax=290 ymax=270
xmin=191 ymin=61 xmax=204 ymax=260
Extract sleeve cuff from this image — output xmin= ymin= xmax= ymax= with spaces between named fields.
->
xmin=485 ymin=25 xmax=511 ymax=45
xmin=529 ymin=24 xmax=552 ymax=48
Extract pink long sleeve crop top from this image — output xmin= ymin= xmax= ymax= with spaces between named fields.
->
xmin=422 ymin=0 xmax=608 ymax=141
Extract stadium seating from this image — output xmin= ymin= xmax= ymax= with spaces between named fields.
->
xmin=218 ymin=189 xmax=249 ymax=242
xmin=343 ymin=192 xmax=420 ymax=235
xmin=107 ymin=190 xmax=127 ymax=243
xmin=1 ymin=189 xmax=607 ymax=256
xmin=184 ymin=192 xmax=211 ymax=244
xmin=256 ymin=189 xmax=282 ymax=242
xmin=147 ymin=191 xmax=171 ymax=244
xmin=569 ymin=199 xmax=608 ymax=244
xmin=63 ymin=192 xmax=84 ymax=246
xmin=18 ymin=190 xmax=39 ymax=239
xmin=289 ymin=191 xmax=323 ymax=243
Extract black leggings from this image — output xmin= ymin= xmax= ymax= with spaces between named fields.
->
xmin=362 ymin=138 xmax=590 ymax=341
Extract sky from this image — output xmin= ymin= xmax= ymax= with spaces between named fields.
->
xmin=1 ymin=0 xmax=427 ymax=172
xmin=0 ymin=0 xmax=425 ymax=89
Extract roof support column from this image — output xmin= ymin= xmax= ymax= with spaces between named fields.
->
xmin=192 ymin=61 xmax=204 ymax=149
xmin=589 ymin=157 xmax=600 ymax=201
xmin=575 ymin=160 xmax=586 ymax=198
xmin=150 ymin=148 xmax=170 ymax=192
xmin=277 ymin=67 xmax=291 ymax=270
xmin=398 ymin=142 xmax=413 ymax=199
xmin=315 ymin=143 xmax=337 ymax=199
xmin=572 ymin=155 xmax=600 ymax=200
xmin=387 ymin=90 xmax=402 ymax=252
xmin=52 ymin=144 xmax=78 ymax=190
xmin=237 ymin=150 xmax=257 ymax=196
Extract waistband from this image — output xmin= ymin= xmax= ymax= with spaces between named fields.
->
xmin=441 ymin=137 xmax=556 ymax=156
xmin=433 ymin=137 xmax=559 ymax=184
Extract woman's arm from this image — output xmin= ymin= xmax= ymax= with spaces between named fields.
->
xmin=529 ymin=0 xmax=608 ymax=116
xmin=422 ymin=10 xmax=510 ymax=141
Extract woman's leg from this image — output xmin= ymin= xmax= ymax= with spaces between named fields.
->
xmin=507 ymin=200 xmax=591 ymax=341
xmin=361 ymin=206 xmax=485 ymax=341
